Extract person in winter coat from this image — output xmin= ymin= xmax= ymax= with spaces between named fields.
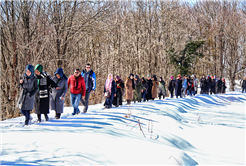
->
xmin=242 ymin=77 xmax=246 ymax=93
xmin=125 ymin=74 xmax=135 ymax=105
xmin=146 ymin=75 xmax=153 ymax=101
xmin=67 ymin=69 xmax=86 ymax=115
xmin=152 ymin=75 xmax=159 ymax=100
xmin=182 ymin=75 xmax=188 ymax=97
xmin=206 ymin=75 xmax=212 ymax=95
xmin=210 ymin=76 xmax=216 ymax=95
xmin=221 ymin=78 xmax=227 ymax=94
xmin=200 ymin=75 xmax=207 ymax=94
xmin=187 ymin=77 xmax=193 ymax=96
xmin=133 ymin=75 xmax=143 ymax=103
xmin=81 ymin=63 xmax=96 ymax=113
xmin=175 ymin=75 xmax=182 ymax=98
xmin=103 ymin=74 xmax=116 ymax=108
xmin=216 ymin=77 xmax=222 ymax=94
xmin=113 ymin=76 xmax=124 ymax=107
xmin=193 ymin=75 xmax=199 ymax=94
xmin=168 ymin=76 xmax=175 ymax=98
xmin=158 ymin=77 xmax=166 ymax=99
xmin=17 ymin=65 xmax=38 ymax=126
xmin=50 ymin=68 xmax=68 ymax=119
xmin=34 ymin=64 xmax=60 ymax=122
xmin=190 ymin=76 xmax=195 ymax=96
xmin=141 ymin=77 xmax=148 ymax=102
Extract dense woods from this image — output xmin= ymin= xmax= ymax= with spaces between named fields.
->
xmin=1 ymin=0 xmax=246 ymax=120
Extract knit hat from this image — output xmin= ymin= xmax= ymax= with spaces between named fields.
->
xmin=129 ymin=73 xmax=134 ymax=78
xmin=24 ymin=65 xmax=34 ymax=78
xmin=147 ymin=74 xmax=151 ymax=78
xmin=116 ymin=76 xmax=120 ymax=80
xmin=34 ymin=64 xmax=43 ymax=74
xmin=170 ymin=75 xmax=174 ymax=79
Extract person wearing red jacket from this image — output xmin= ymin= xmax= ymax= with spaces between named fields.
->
xmin=68 ymin=69 xmax=86 ymax=115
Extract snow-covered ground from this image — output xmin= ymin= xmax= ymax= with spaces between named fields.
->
xmin=1 ymin=92 xmax=245 ymax=165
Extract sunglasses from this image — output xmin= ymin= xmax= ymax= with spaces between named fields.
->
xmin=86 ymin=67 xmax=90 ymax=68
xmin=74 ymin=72 xmax=80 ymax=74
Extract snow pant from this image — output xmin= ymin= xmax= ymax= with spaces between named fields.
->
xmin=242 ymin=87 xmax=246 ymax=93
xmin=80 ymin=90 xmax=91 ymax=113
xmin=37 ymin=114 xmax=48 ymax=122
xmin=21 ymin=110 xmax=31 ymax=125
xmin=141 ymin=90 xmax=146 ymax=102
xmin=71 ymin=93 xmax=82 ymax=115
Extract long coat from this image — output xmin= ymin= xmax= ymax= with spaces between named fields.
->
xmin=152 ymin=80 xmax=159 ymax=98
xmin=133 ymin=81 xmax=143 ymax=102
xmin=146 ymin=79 xmax=153 ymax=100
xmin=175 ymin=79 xmax=182 ymax=96
xmin=168 ymin=80 xmax=175 ymax=91
xmin=125 ymin=77 xmax=135 ymax=101
xmin=50 ymin=76 xmax=68 ymax=113
xmin=113 ymin=79 xmax=124 ymax=106
xmin=17 ymin=75 xmax=38 ymax=110
xmin=242 ymin=80 xmax=246 ymax=88
xmin=104 ymin=80 xmax=116 ymax=107
xmin=35 ymin=72 xmax=58 ymax=114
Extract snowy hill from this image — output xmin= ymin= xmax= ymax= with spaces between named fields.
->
xmin=1 ymin=92 xmax=246 ymax=165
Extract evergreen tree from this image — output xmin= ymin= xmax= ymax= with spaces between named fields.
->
xmin=167 ymin=39 xmax=205 ymax=76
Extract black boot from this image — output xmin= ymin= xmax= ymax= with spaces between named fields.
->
xmin=44 ymin=114 xmax=49 ymax=121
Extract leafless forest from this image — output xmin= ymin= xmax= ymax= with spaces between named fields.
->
xmin=1 ymin=0 xmax=246 ymax=120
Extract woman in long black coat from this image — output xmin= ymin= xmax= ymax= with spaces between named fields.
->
xmin=168 ymin=76 xmax=175 ymax=98
xmin=17 ymin=65 xmax=39 ymax=125
xmin=34 ymin=64 xmax=59 ymax=122
xmin=50 ymin=68 xmax=68 ymax=119
xmin=146 ymin=75 xmax=153 ymax=101
xmin=175 ymin=75 xmax=182 ymax=98
xmin=113 ymin=76 xmax=124 ymax=107
xmin=216 ymin=77 xmax=222 ymax=94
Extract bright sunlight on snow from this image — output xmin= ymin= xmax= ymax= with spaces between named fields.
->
xmin=1 ymin=92 xmax=245 ymax=165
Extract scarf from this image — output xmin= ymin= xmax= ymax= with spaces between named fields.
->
xmin=106 ymin=74 xmax=113 ymax=93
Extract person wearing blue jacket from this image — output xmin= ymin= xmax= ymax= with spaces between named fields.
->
xmin=182 ymin=75 xmax=188 ymax=97
xmin=80 ymin=63 xmax=96 ymax=113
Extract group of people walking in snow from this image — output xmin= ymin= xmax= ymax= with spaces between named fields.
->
xmin=17 ymin=63 xmax=96 ymax=125
xmin=17 ymin=63 xmax=246 ymax=126
xmin=168 ymin=74 xmax=228 ymax=99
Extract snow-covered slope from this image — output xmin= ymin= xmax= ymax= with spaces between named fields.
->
xmin=1 ymin=92 xmax=245 ymax=165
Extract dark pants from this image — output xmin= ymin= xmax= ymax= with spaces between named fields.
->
xmin=242 ymin=87 xmax=246 ymax=93
xmin=169 ymin=89 xmax=174 ymax=98
xmin=141 ymin=90 xmax=146 ymax=101
xmin=104 ymin=94 xmax=114 ymax=108
xmin=21 ymin=110 xmax=30 ymax=125
xmin=37 ymin=114 xmax=48 ymax=122
xmin=80 ymin=90 xmax=91 ymax=113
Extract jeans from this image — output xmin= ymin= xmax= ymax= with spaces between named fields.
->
xmin=242 ymin=87 xmax=246 ymax=93
xmin=187 ymin=90 xmax=192 ymax=96
xmin=21 ymin=110 xmax=30 ymax=125
xmin=141 ymin=90 xmax=146 ymax=101
xmin=80 ymin=90 xmax=91 ymax=113
xmin=71 ymin=93 xmax=82 ymax=115
xmin=182 ymin=87 xmax=187 ymax=97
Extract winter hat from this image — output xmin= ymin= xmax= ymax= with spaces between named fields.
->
xmin=24 ymin=65 xmax=34 ymax=78
xmin=55 ymin=68 xmax=67 ymax=80
xmin=147 ymin=74 xmax=151 ymax=78
xmin=222 ymin=78 xmax=225 ymax=81
xmin=135 ymin=74 xmax=140 ymax=80
xmin=34 ymin=64 xmax=43 ymax=74
xmin=207 ymin=75 xmax=210 ymax=78
xmin=194 ymin=75 xmax=196 ymax=78
xmin=214 ymin=76 xmax=217 ymax=80
xmin=116 ymin=76 xmax=120 ymax=80
xmin=177 ymin=75 xmax=181 ymax=78
xmin=211 ymin=76 xmax=214 ymax=79
xmin=152 ymin=75 xmax=157 ymax=81
xmin=170 ymin=75 xmax=174 ymax=79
